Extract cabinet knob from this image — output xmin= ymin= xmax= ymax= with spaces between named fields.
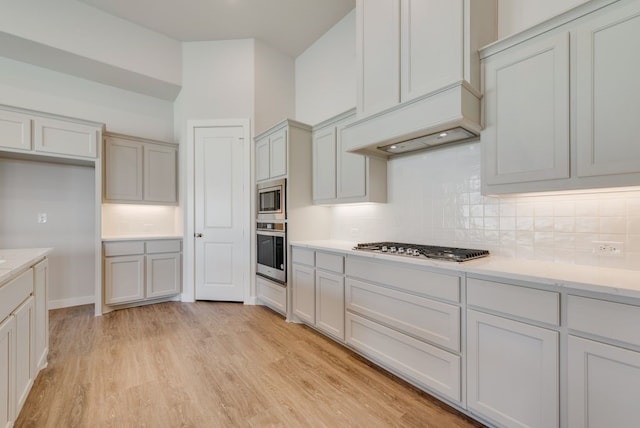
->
xmin=195 ymin=233 xmax=203 ymax=238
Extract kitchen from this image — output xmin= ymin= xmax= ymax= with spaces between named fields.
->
xmin=1 ymin=0 xmax=640 ymax=427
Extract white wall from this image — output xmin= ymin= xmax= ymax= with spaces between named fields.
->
xmin=254 ymin=40 xmax=295 ymax=135
xmin=0 ymin=0 xmax=181 ymax=90
xmin=497 ymin=0 xmax=588 ymax=38
xmin=295 ymin=10 xmax=356 ymax=125
xmin=0 ymin=158 xmax=95 ymax=307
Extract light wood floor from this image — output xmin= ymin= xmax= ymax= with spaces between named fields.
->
xmin=16 ymin=302 xmax=484 ymax=428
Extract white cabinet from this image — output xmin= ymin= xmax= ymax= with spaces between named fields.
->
xmin=33 ymin=260 xmax=48 ymax=371
xmin=575 ymin=2 xmax=640 ymax=179
xmin=256 ymin=276 xmax=287 ymax=316
xmin=291 ymin=247 xmax=345 ymax=342
xmin=103 ymin=239 xmax=182 ymax=307
xmin=104 ymin=134 xmax=177 ymax=204
xmin=481 ymin=0 xmax=640 ymax=194
xmin=0 ymin=107 xmax=102 ymax=161
xmin=14 ymin=296 xmax=35 ymax=415
xmin=467 ymin=310 xmax=559 ymax=428
xmin=255 ymin=127 xmax=287 ymax=182
xmin=0 ymin=315 xmax=16 ymax=428
xmin=466 ymin=277 xmax=560 ymax=428
xmin=567 ymin=294 xmax=640 ymax=426
xmin=0 ymin=110 xmax=32 ymax=152
xmin=34 ymin=117 xmax=99 ymax=159
xmin=345 ymin=255 xmax=463 ymax=403
xmin=312 ymin=109 xmax=386 ymax=204
xmin=482 ymin=32 xmax=570 ymax=187
xmin=0 ymin=260 xmax=47 ymax=428
xmin=568 ymin=336 xmax=640 ymax=428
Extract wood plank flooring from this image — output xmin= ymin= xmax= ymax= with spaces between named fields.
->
xmin=16 ymin=302 xmax=484 ymax=427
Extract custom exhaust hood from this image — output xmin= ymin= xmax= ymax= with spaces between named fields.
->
xmin=341 ymin=81 xmax=483 ymax=158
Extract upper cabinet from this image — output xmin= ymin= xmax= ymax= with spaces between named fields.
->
xmin=256 ymin=127 xmax=287 ymax=182
xmin=312 ymin=109 xmax=386 ymax=204
xmin=0 ymin=106 xmax=102 ymax=162
xmin=481 ymin=0 xmax=640 ymax=195
xmin=104 ymin=133 xmax=178 ymax=205
xmin=344 ymin=0 xmax=497 ymax=158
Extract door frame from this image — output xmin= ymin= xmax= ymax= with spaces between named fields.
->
xmin=184 ymin=119 xmax=253 ymax=303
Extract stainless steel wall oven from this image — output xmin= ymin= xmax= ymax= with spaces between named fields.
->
xmin=256 ymin=221 xmax=286 ymax=284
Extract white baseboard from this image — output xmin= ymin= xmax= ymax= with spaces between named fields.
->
xmin=49 ymin=295 xmax=95 ymax=310
xmin=244 ymin=296 xmax=258 ymax=305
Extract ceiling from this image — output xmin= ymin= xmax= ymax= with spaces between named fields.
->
xmin=76 ymin=0 xmax=355 ymax=57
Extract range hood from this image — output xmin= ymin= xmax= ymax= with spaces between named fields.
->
xmin=341 ymin=81 xmax=482 ymax=158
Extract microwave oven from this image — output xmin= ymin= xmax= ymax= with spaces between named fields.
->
xmin=257 ymin=178 xmax=285 ymax=220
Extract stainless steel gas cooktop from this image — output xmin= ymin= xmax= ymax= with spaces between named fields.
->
xmin=353 ymin=242 xmax=489 ymax=262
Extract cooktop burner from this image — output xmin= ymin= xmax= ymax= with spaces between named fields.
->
xmin=353 ymin=242 xmax=489 ymax=262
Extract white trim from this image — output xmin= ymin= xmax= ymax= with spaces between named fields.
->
xmin=184 ymin=119 xmax=252 ymax=303
xmin=49 ymin=295 xmax=95 ymax=310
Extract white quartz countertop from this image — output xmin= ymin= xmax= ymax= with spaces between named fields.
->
xmin=0 ymin=248 xmax=52 ymax=285
xmin=290 ymin=240 xmax=640 ymax=300
xmin=102 ymin=235 xmax=183 ymax=242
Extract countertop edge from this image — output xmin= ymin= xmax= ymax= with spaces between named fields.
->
xmin=290 ymin=240 xmax=640 ymax=300
xmin=102 ymin=235 xmax=184 ymax=242
xmin=0 ymin=248 xmax=52 ymax=285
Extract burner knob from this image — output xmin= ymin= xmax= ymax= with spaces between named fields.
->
xmin=389 ymin=246 xmax=397 ymax=253
xmin=397 ymin=247 xmax=405 ymax=254
xmin=411 ymin=249 xmax=421 ymax=256
xmin=381 ymin=245 xmax=388 ymax=252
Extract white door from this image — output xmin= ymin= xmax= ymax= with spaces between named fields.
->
xmin=194 ymin=125 xmax=246 ymax=301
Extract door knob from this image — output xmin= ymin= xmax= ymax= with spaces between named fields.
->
xmin=195 ymin=233 xmax=203 ymax=238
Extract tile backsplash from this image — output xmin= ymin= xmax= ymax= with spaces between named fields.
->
xmin=331 ymin=142 xmax=640 ymax=271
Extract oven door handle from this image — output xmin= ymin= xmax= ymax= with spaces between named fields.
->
xmin=256 ymin=230 xmax=285 ymax=238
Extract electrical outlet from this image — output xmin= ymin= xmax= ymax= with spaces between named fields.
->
xmin=37 ymin=213 xmax=47 ymax=224
xmin=593 ymin=241 xmax=624 ymax=256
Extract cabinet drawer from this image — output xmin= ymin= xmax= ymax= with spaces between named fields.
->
xmin=467 ymin=277 xmax=560 ymax=326
xmin=346 ymin=256 xmax=460 ymax=302
xmin=146 ymin=240 xmax=181 ymax=254
xmin=103 ymin=241 xmax=145 ymax=257
xmin=316 ymin=251 xmax=344 ymax=274
xmin=0 ymin=269 xmax=34 ymax=322
xmin=346 ymin=312 xmax=461 ymax=403
xmin=291 ymin=247 xmax=315 ymax=266
xmin=568 ymin=295 xmax=640 ymax=347
xmin=346 ymin=278 xmax=460 ymax=352
xmin=257 ymin=276 xmax=286 ymax=316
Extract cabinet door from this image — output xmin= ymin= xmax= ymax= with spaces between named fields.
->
xmin=568 ymin=336 xmax=640 ymax=428
xmin=0 ymin=316 xmax=16 ymax=428
xmin=576 ymin=3 xmax=640 ymax=178
xmin=255 ymin=136 xmax=270 ymax=182
xmin=33 ymin=259 xmax=48 ymax=371
xmin=312 ymin=127 xmax=337 ymax=201
xmin=33 ymin=117 xmax=98 ymax=159
xmin=146 ymin=253 xmax=181 ymax=299
xmin=269 ymin=128 xmax=287 ymax=179
xmin=104 ymin=255 xmax=145 ymax=305
xmin=482 ymin=32 xmax=570 ymax=187
xmin=292 ymin=264 xmax=315 ymax=324
xmin=14 ymin=296 xmax=35 ymax=414
xmin=144 ymin=144 xmax=177 ymax=203
xmin=400 ymin=0 xmax=463 ymax=102
xmin=467 ymin=310 xmax=559 ymax=428
xmin=337 ymin=134 xmax=367 ymax=200
xmin=356 ymin=0 xmax=401 ymax=116
xmin=315 ymin=270 xmax=344 ymax=341
xmin=0 ymin=110 xmax=31 ymax=152
xmin=104 ymin=138 xmax=143 ymax=202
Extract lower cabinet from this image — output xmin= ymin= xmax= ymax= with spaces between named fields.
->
xmin=33 ymin=260 xmax=49 ymax=371
xmin=466 ymin=310 xmax=559 ymax=428
xmin=256 ymin=276 xmax=287 ymax=316
xmin=0 ymin=315 xmax=16 ymax=428
xmin=567 ymin=294 xmax=640 ymax=427
xmin=14 ymin=297 xmax=35 ymax=415
xmin=466 ymin=276 xmax=560 ymax=428
xmin=103 ymin=239 xmax=182 ymax=306
xmin=291 ymin=247 xmax=345 ymax=342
